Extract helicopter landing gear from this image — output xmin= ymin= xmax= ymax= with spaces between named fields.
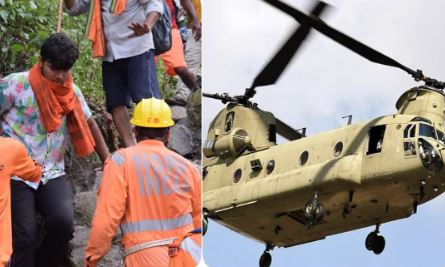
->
xmin=259 ymin=244 xmax=274 ymax=267
xmin=342 ymin=191 xmax=354 ymax=218
xmin=365 ymin=224 xmax=385 ymax=255
xmin=203 ymin=214 xmax=208 ymax=236
xmin=304 ymin=191 xmax=325 ymax=228
xmin=412 ymin=200 xmax=418 ymax=215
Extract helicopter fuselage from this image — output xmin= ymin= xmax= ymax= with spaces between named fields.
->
xmin=203 ymin=86 xmax=445 ymax=248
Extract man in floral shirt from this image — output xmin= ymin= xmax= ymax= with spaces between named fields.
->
xmin=0 ymin=33 xmax=109 ymax=267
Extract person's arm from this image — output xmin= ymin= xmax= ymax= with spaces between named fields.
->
xmin=64 ymin=0 xmax=91 ymax=16
xmin=180 ymin=0 xmax=201 ymax=41
xmin=128 ymin=0 xmax=163 ymax=37
xmin=85 ymin=152 xmax=127 ymax=267
xmin=88 ymin=118 xmax=110 ymax=163
xmin=128 ymin=12 xmax=161 ymax=37
xmin=12 ymin=139 xmax=42 ymax=183
xmin=73 ymin=84 xmax=110 ymax=163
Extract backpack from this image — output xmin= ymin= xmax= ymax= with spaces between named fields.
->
xmin=152 ymin=0 xmax=172 ymax=55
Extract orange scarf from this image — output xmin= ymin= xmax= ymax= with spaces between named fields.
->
xmin=86 ymin=0 xmax=127 ymax=58
xmin=28 ymin=63 xmax=95 ymax=158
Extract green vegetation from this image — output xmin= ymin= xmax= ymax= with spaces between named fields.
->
xmin=0 ymin=0 xmax=176 ymax=100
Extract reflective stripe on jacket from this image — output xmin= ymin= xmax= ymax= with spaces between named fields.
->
xmin=85 ymin=139 xmax=201 ymax=267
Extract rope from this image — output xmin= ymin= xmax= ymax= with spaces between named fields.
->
xmin=123 ymin=237 xmax=176 ymax=258
xmin=57 ymin=0 xmax=63 ymax=32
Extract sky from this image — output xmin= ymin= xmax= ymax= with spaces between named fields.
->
xmin=202 ymin=0 xmax=445 ymax=266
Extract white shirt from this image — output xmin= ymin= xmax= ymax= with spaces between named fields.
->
xmin=68 ymin=0 xmax=163 ymax=62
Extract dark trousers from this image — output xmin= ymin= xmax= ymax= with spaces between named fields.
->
xmin=102 ymin=49 xmax=160 ymax=112
xmin=9 ymin=176 xmax=74 ymax=267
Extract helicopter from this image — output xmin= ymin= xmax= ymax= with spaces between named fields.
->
xmin=203 ymin=1 xmax=445 ymax=266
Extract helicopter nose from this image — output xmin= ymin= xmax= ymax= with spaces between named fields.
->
xmin=419 ymin=139 xmax=444 ymax=174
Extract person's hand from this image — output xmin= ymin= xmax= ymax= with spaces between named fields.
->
xmin=128 ymin=22 xmax=151 ymax=38
xmin=191 ymin=21 xmax=201 ymax=41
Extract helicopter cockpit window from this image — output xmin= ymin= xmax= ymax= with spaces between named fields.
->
xmin=409 ymin=125 xmax=416 ymax=138
xmin=419 ymin=124 xmax=437 ymax=139
xmin=367 ymin=125 xmax=386 ymax=155
xmin=403 ymin=124 xmax=418 ymax=156
xmin=403 ymin=124 xmax=416 ymax=138
xmin=224 ymin=112 xmax=235 ymax=132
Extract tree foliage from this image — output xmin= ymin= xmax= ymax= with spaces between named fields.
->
xmin=0 ymin=0 xmax=176 ymax=100
xmin=0 ymin=0 xmax=104 ymax=98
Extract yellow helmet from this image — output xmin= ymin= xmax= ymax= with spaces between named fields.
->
xmin=130 ymin=98 xmax=175 ymax=128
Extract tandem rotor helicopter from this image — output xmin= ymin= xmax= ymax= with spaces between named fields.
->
xmin=203 ymin=0 xmax=445 ymax=266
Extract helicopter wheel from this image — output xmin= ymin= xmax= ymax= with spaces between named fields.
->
xmin=259 ymin=251 xmax=272 ymax=267
xmin=365 ymin=231 xmax=385 ymax=254
xmin=304 ymin=194 xmax=325 ymax=227
xmin=372 ymin=235 xmax=385 ymax=255
xmin=304 ymin=197 xmax=317 ymax=216
xmin=259 ymin=244 xmax=273 ymax=267
xmin=315 ymin=202 xmax=325 ymax=220
xmin=365 ymin=232 xmax=377 ymax=251
xmin=203 ymin=215 xmax=208 ymax=236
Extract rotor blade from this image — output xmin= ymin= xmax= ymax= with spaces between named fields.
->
xmin=250 ymin=1 xmax=329 ymax=89
xmin=276 ymin=117 xmax=303 ymax=141
xmin=203 ymin=92 xmax=233 ymax=104
xmin=203 ymin=92 xmax=220 ymax=99
xmin=263 ymin=0 xmax=419 ymax=78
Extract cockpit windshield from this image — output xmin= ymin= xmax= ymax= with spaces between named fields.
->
xmin=419 ymin=123 xmax=444 ymax=145
xmin=419 ymin=124 xmax=437 ymax=139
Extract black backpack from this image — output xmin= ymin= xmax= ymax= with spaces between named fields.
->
xmin=152 ymin=0 xmax=172 ymax=55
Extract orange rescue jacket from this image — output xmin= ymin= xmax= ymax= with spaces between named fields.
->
xmin=169 ymin=230 xmax=202 ymax=267
xmin=85 ymin=140 xmax=201 ymax=267
xmin=0 ymin=137 xmax=41 ymax=267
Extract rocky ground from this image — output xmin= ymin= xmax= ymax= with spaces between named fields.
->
xmin=63 ymin=149 xmax=123 ymax=267
xmin=60 ymin=99 xmax=201 ymax=266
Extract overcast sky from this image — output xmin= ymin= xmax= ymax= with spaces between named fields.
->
xmin=202 ymin=0 xmax=445 ymax=266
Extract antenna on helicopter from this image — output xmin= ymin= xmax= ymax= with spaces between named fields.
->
xmin=342 ymin=115 xmax=352 ymax=126
xmin=263 ymin=0 xmax=445 ymax=89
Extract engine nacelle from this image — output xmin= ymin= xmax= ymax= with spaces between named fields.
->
xmin=203 ymin=128 xmax=251 ymax=159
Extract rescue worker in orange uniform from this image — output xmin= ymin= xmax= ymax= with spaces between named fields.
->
xmin=85 ymin=98 xmax=201 ymax=267
xmin=0 ymin=137 xmax=42 ymax=267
